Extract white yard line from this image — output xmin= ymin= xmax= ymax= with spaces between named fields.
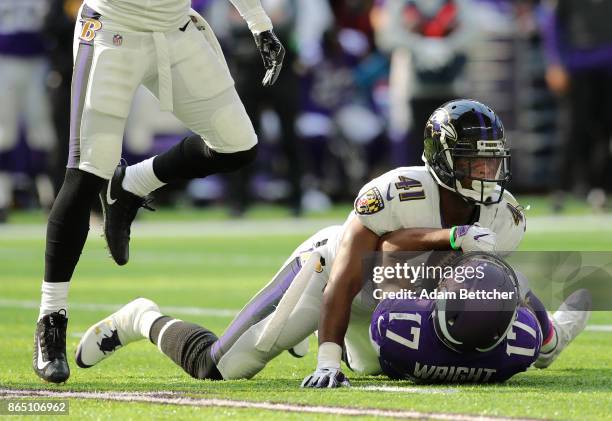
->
xmin=1 ymin=299 xmax=610 ymax=333
xmin=0 ymin=389 xmax=542 ymax=421
xmin=2 ymin=215 xmax=612 ymax=240
xmin=585 ymin=325 xmax=612 ymax=332
xmin=0 ymin=299 xmax=237 ymax=318
xmin=356 ymin=385 xmax=458 ymax=394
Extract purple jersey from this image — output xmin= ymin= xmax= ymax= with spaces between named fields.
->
xmin=370 ymin=299 xmax=542 ymax=383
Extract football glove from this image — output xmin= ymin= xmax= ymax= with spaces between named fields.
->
xmin=452 ymin=224 xmax=496 ymax=252
xmin=301 ymin=368 xmax=351 ymax=388
xmin=253 ymin=30 xmax=285 ymax=87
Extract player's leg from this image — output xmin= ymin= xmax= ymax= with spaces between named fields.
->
xmin=100 ymin=18 xmax=256 ymax=265
xmin=75 ymin=298 xmax=164 ymax=368
xmin=533 ymin=289 xmax=591 ymax=368
xmin=343 ymin=305 xmax=383 ymax=376
xmin=33 ymin=6 xmax=102 ymax=383
xmin=516 ymin=271 xmax=591 ymax=368
xmin=77 ymin=254 xmax=325 ymax=379
xmin=75 ymin=294 xmax=222 ymax=377
xmin=77 ymin=229 xmax=335 ymax=380
xmin=148 ymin=255 xmax=325 ymax=380
xmin=34 ymin=5 xmax=147 ymax=383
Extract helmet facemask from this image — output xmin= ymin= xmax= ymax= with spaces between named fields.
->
xmin=426 ymin=133 xmax=511 ymax=205
xmin=451 ymin=140 xmax=511 ymax=204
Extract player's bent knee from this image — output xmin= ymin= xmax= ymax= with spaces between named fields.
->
xmin=209 ymin=100 xmax=257 ymax=151
xmin=183 ymin=135 xmax=257 ymax=176
xmin=216 ymin=351 xmax=267 ymax=380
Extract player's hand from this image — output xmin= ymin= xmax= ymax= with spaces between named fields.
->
xmin=253 ymin=30 xmax=285 ymax=87
xmin=453 ymin=224 xmax=496 ymax=252
xmin=301 ymin=368 xmax=351 ymax=388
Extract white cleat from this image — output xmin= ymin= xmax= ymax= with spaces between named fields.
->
xmin=76 ymin=298 xmax=160 ymax=368
xmin=535 ymin=289 xmax=592 ymax=369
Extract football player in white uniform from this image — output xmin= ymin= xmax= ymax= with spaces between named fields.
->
xmin=74 ymin=100 xmax=593 ymax=386
xmin=34 ymin=0 xmax=284 ymax=383
xmin=302 ymin=99 xmax=528 ymax=387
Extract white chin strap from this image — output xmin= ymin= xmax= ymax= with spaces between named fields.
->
xmin=424 ymin=161 xmax=497 ymax=203
xmin=455 ymin=180 xmax=497 ymax=202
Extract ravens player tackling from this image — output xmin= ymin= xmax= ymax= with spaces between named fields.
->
xmin=73 ymin=100 xmax=588 ymax=386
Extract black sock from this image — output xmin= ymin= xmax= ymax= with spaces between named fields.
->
xmin=44 ymin=168 xmax=104 ymax=283
xmin=150 ymin=317 xmax=222 ymax=380
xmin=152 ymin=135 xmax=257 ymax=183
xmin=149 ymin=316 xmax=172 ymax=343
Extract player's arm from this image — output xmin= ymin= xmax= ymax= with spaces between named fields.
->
xmin=228 ymin=0 xmax=285 ymax=86
xmin=379 ymin=228 xmax=452 ymax=252
xmin=301 ymin=218 xmax=379 ymax=388
xmin=380 ymin=226 xmax=497 ymax=252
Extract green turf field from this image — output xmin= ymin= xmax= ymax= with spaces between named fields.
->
xmin=1 ymin=203 xmax=611 ymax=420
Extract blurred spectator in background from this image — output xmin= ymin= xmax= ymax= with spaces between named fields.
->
xmin=295 ymin=1 xmax=389 ymax=204
xmin=2 ymin=0 xmax=593 ymax=217
xmin=330 ymin=0 xmax=376 ymax=43
xmin=376 ymin=0 xmax=477 ymax=166
xmin=216 ymin=0 xmax=303 ymax=216
xmin=0 ymin=0 xmax=57 ymax=221
xmin=44 ymin=0 xmax=80 ymax=195
xmin=541 ymin=0 xmax=612 ymax=211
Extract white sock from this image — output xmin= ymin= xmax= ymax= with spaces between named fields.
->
xmin=38 ymin=281 xmax=69 ymax=320
xmin=122 ymin=157 xmax=165 ymax=197
xmin=139 ymin=310 xmax=164 ymax=340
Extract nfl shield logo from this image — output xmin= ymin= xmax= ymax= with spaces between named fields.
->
xmin=113 ymin=34 xmax=123 ymax=46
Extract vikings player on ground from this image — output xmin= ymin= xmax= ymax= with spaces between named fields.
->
xmin=370 ymin=252 xmax=591 ymax=384
xmin=74 ymin=99 xmax=551 ymax=384
xmin=34 ymin=0 xmax=284 ymax=383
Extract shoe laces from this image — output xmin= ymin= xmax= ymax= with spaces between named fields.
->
xmin=41 ymin=310 xmax=67 ymax=361
xmin=141 ymin=196 xmax=155 ymax=212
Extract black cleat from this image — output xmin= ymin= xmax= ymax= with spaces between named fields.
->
xmin=99 ymin=165 xmax=154 ymax=265
xmin=33 ymin=310 xmax=70 ymax=383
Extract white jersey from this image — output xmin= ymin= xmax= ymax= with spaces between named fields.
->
xmin=350 ymin=166 xmax=526 ymax=252
xmin=85 ymin=0 xmax=272 ymax=33
xmin=311 ymin=166 xmax=526 ymax=277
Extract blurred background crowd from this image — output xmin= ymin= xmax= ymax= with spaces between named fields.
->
xmin=1 ymin=0 xmax=611 ymax=221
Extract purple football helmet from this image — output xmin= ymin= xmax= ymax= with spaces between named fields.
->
xmin=432 ymin=252 xmax=520 ymax=353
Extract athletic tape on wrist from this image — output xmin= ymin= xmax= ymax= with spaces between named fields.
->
xmin=317 ymin=342 xmax=342 ymax=370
